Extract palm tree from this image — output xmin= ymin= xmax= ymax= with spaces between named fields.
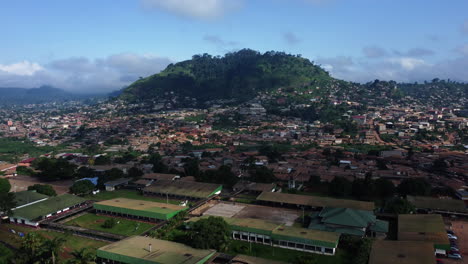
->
xmin=42 ymin=237 xmax=66 ymax=264
xmin=68 ymin=248 xmax=96 ymax=264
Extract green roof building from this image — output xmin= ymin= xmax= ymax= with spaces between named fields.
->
xmin=96 ymin=236 xmax=216 ymax=264
xmin=308 ymin=207 xmax=388 ymax=237
xmin=189 ymin=216 xmax=340 ymax=256
xmin=10 ymin=194 xmax=86 ymax=227
xmin=143 ymin=180 xmax=222 ymax=200
xmin=13 ymin=191 xmax=49 ymax=209
xmin=94 ymin=198 xmax=188 ymax=221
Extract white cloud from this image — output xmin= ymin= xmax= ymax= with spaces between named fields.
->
xmin=0 ymin=53 xmax=172 ymax=93
xmin=387 ymin=57 xmax=428 ymax=71
xmin=141 ymin=0 xmax=243 ymax=20
xmin=0 ymin=61 xmax=43 ymax=76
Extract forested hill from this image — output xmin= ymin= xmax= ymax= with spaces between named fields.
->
xmin=120 ymin=49 xmax=332 ymax=103
xmin=0 ymin=86 xmax=97 ymax=105
xmin=120 ymin=49 xmax=468 ymax=108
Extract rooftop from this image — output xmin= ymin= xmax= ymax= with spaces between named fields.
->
xmin=398 ymin=214 xmax=449 ymax=247
xmin=97 ymin=236 xmax=216 ymax=264
xmin=95 ymin=198 xmax=187 ymax=214
xmin=143 ymin=180 xmax=222 ymax=199
xmin=12 ymin=194 xmax=86 ymax=221
xmin=231 ymin=255 xmax=287 ymax=264
xmin=369 ymin=240 xmax=435 ymax=264
xmin=13 ymin=191 xmax=49 ymax=208
xmin=407 ymin=195 xmax=467 ymax=213
xmin=104 ymin=178 xmax=131 ymax=187
xmin=256 ymin=192 xmax=375 ymax=211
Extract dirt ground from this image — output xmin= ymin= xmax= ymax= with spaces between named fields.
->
xmin=5 ymin=175 xmax=73 ymax=194
xmin=202 ymin=201 xmax=302 ymax=226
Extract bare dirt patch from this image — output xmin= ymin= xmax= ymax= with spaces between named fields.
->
xmin=203 ymin=202 xmax=302 ymax=226
xmin=7 ymin=175 xmax=73 ymax=194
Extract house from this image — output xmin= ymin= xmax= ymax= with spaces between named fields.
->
xmin=308 ymin=207 xmax=388 ymax=237
xmin=188 ymin=216 xmax=340 ymax=255
xmin=104 ymin=178 xmax=131 ymax=191
xmin=96 ymin=236 xmax=216 ymax=264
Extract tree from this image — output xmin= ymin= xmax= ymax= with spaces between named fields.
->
xmin=0 ymin=192 xmax=16 ymax=216
xmin=384 ymin=197 xmax=414 ymax=214
xmin=33 ymin=158 xmax=77 ymax=181
xmin=15 ymin=232 xmax=45 ymax=264
xmin=102 ymin=218 xmax=116 ymax=229
xmin=0 ymin=178 xmax=11 ymax=193
xmin=397 ymin=178 xmax=431 ymax=196
xmin=94 ymin=155 xmax=111 ymax=165
xmin=128 ymin=167 xmax=143 ymax=180
xmin=74 ymin=167 xmax=96 ymax=179
xmin=328 ymin=177 xmax=352 ymax=197
xmin=70 ymin=180 xmax=95 ymax=196
xmin=249 ymin=166 xmax=276 ymax=183
xmin=67 ymin=248 xmax=96 ymax=264
xmin=352 ymin=179 xmax=372 ymax=200
xmin=42 ymin=237 xmax=66 ymax=264
xmin=28 ymin=184 xmax=57 ymax=196
xmin=373 ymin=178 xmax=395 ymax=199
xmin=186 ymin=216 xmax=231 ymax=251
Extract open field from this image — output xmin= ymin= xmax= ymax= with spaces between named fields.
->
xmin=83 ymin=190 xmax=182 ymax=205
xmin=0 ymin=223 xmax=108 ymax=260
xmin=7 ymin=175 xmax=72 ymax=194
xmin=225 ymin=240 xmax=346 ymax=264
xmin=203 ymin=202 xmax=301 ymax=226
xmin=64 ymin=213 xmax=155 ymax=236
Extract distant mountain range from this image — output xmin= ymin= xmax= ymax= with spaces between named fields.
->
xmin=120 ymin=49 xmax=468 ymax=109
xmin=0 ymin=86 xmax=105 ymax=105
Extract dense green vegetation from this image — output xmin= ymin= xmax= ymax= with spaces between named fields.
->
xmin=27 ymin=184 xmax=57 ymax=196
xmin=121 ymin=49 xmax=332 ymax=104
xmin=0 ymin=138 xmax=56 ymax=163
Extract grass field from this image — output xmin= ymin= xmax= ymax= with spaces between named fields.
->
xmin=0 ymin=138 xmax=57 ymax=162
xmin=0 ymin=223 xmax=108 ymax=260
xmin=225 ymin=240 xmax=346 ymax=264
xmin=83 ymin=190 xmax=182 ymax=205
xmin=65 ymin=213 xmax=155 ymax=236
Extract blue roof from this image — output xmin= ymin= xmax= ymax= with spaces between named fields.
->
xmin=77 ymin=177 xmax=98 ymax=186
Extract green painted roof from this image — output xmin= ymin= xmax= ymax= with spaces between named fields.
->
xmin=13 ymin=191 xmax=49 ymax=208
xmin=12 ymin=194 xmax=86 ymax=221
xmin=308 ymin=207 xmax=388 ymax=236
xmin=97 ymin=236 xmax=216 ymax=264
xmin=94 ymin=198 xmax=188 ymax=220
xmin=256 ymin=192 xmax=375 ymax=211
xmin=318 ymin=207 xmax=376 ymax=228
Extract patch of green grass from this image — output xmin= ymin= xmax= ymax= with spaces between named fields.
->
xmin=224 ymin=240 xmax=346 ymax=264
xmin=0 ymin=138 xmax=57 ymax=162
xmin=83 ymin=190 xmax=181 ymax=205
xmin=65 ymin=213 xmax=154 ymax=236
xmin=184 ymin=114 xmax=206 ymax=123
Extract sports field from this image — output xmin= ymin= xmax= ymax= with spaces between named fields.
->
xmin=64 ymin=213 xmax=155 ymax=236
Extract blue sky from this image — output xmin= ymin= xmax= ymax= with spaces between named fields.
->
xmin=1 ymin=0 xmax=467 ymax=93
